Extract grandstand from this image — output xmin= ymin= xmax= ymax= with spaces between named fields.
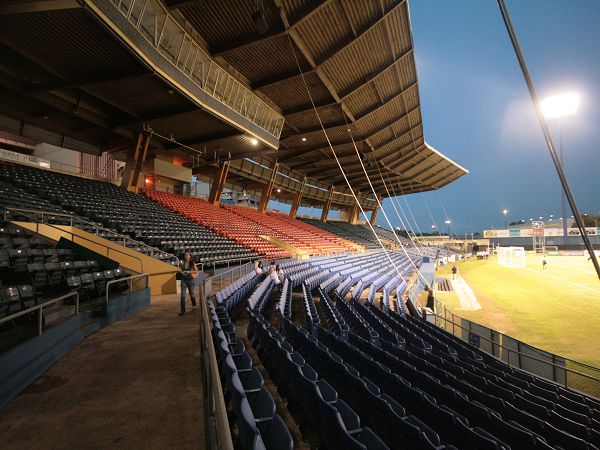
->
xmin=0 ymin=1 xmax=599 ymax=450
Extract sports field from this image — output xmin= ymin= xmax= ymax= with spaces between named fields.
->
xmin=435 ymin=253 xmax=600 ymax=370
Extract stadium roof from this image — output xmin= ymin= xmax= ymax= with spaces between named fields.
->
xmin=0 ymin=0 xmax=467 ymax=207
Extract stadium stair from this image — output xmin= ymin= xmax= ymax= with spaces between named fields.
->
xmin=13 ymin=222 xmax=178 ymax=294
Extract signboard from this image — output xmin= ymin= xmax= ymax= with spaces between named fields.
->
xmin=0 ymin=148 xmax=50 ymax=169
xmin=484 ymin=227 xmax=600 ymax=238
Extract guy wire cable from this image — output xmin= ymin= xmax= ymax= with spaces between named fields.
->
xmin=395 ymin=179 xmax=427 ymax=241
xmin=379 ymin=162 xmax=425 ymax=255
xmin=368 ymin=152 xmax=423 ymax=257
xmin=285 ymin=35 xmax=406 ymax=283
xmin=436 ymin=192 xmax=458 ymax=238
xmin=342 ymin=114 xmax=431 ymax=289
xmin=423 ymin=195 xmax=440 ymax=235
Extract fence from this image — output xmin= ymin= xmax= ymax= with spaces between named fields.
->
xmin=435 ymin=302 xmax=600 ymax=399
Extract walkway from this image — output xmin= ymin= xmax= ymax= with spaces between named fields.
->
xmin=450 ymin=276 xmax=482 ymax=311
xmin=0 ymin=294 xmax=204 ymax=449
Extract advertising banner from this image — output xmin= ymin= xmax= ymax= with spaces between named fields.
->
xmin=0 ymin=148 xmax=50 ymax=169
xmin=483 ymin=227 xmax=600 ymax=238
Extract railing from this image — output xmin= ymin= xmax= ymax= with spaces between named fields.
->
xmin=434 ymin=302 xmax=600 ymax=399
xmin=106 ymin=273 xmax=150 ymax=305
xmin=198 ymin=278 xmax=234 ymax=449
xmin=102 ymin=0 xmax=284 ymax=140
xmin=4 ymin=207 xmax=180 ymax=269
xmin=3 ymin=208 xmax=145 ymax=274
xmin=0 ymin=291 xmax=79 ymax=336
xmin=205 ymin=261 xmax=254 ymax=297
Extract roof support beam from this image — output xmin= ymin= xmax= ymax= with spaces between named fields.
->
xmin=339 ymin=48 xmax=413 ymax=100
xmin=252 ymin=68 xmax=314 ymax=90
xmin=283 ymin=98 xmax=337 ymax=116
xmin=0 ymin=0 xmax=80 ymax=15
xmin=211 ymin=29 xmax=287 ymax=56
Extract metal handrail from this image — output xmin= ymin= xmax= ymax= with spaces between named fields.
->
xmin=0 ymin=291 xmax=79 ymax=335
xmin=438 ymin=305 xmax=600 ymax=375
xmin=99 ymin=0 xmax=284 ymax=140
xmin=207 ymin=261 xmax=254 ymax=298
xmin=4 ymin=207 xmax=181 ymax=268
xmin=105 ymin=273 xmax=149 ymax=305
xmin=198 ymin=282 xmax=234 ymax=449
xmin=5 ymin=209 xmax=144 ymax=273
xmin=433 ymin=311 xmax=600 ymax=387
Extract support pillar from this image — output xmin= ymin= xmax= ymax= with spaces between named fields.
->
xmin=121 ymin=133 xmax=151 ymax=192
xmin=208 ymin=160 xmax=230 ymax=205
xmin=348 ymin=191 xmax=361 ymax=224
xmin=289 ymin=175 xmax=307 ymax=219
xmin=121 ymin=133 xmax=142 ymax=191
xmin=130 ymin=134 xmax=150 ymax=192
xmin=258 ymin=161 xmax=279 ymax=213
xmin=321 ymin=185 xmax=335 ymax=222
xmin=370 ymin=203 xmax=380 ymax=225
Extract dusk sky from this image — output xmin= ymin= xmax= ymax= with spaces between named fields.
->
xmin=271 ymin=1 xmax=600 ymax=234
xmin=378 ymin=0 xmax=600 ymax=234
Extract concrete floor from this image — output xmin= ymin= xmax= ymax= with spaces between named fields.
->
xmin=0 ymin=294 xmax=204 ymax=450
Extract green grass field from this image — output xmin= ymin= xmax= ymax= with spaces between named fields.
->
xmin=436 ymin=253 xmax=600 ymax=369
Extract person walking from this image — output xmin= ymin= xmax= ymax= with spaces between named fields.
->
xmin=179 ymin=251 xmax=198 ymax=316
xmin=451 ymin=265 xmax=458 ymax=280
xmin=542 ymin=255 xmax=548 ymax=271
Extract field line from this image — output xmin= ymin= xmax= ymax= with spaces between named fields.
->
xmin=524 ymin=267 xmax=600 ymax=294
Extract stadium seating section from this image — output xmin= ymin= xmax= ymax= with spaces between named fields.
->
xmin=143 ymin=190 xmax=354 ymax=259
xmin=0 ymin=221 xmax=129 ymax=349
xmin=0 ymin=163 xmax=257 ymax=267
xmin=212 ymin=250 xmax=600 ymax=450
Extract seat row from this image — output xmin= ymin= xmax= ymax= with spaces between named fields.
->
xmin=209 ymin=301 xmax=293 ymax=449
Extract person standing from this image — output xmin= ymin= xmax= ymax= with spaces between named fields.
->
xmin=451 ymin=265 xmax=458 ymax=280
xmin=179 ymin=251 xmax=198 ymax=316
xmin=542 ymin=255 xmax=548 ymax=271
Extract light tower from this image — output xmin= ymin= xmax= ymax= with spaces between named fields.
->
xmin=541 ymin=92 xmax=580 ymax=245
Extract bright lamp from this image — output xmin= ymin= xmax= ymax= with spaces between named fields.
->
xmin=540 ymin=92 xmax=580 ymax=119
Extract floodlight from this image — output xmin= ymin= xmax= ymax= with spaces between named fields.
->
xmin=540 ymin=92 xmax=580 ymax=119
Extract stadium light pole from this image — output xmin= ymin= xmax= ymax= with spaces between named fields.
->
xmin=497 ymin=0 xmax=600 ymax=281
xmin=541 ymin=92 xmax=579 ymax=245
xmin=502 ymin=209 xmax=508 ymax=229
xmin=444 ymin=219 xmax=451 ymax=236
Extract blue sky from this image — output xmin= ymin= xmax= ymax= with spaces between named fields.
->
xmin=392 ymin=0 xmax=600 ymax=233
xmin=271 ymin=1 xmax=600 ymax=234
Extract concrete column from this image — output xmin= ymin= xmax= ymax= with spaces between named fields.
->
xmin=208 ymin=160 xmax=230 ymax=205
xmin=258 ymin=161 xmax=279 ymax=213
xmin=348 ymin=191 xmax=361 ymax=224
xmin=289 ymin=175 xmax=307 ymax=218
xmin=320 ymin=185 xmax=335 ymax=222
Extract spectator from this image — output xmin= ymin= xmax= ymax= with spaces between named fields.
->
xmin=179 ymin=251 xmax=197 ymax=316
xmin=269 ymin=265 xmax=281 ymax=286
xmin=276 ymin=264 xmax=284 ymax=280
xmin=451 ymin=265 xmax=458 ymax=280
xmin=254 ymin=261 xmax=264 ymax=277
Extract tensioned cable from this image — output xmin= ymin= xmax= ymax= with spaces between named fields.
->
xmin=367 ymin=152 xmax=423 ymax=257
xmin=341 ymin=115 xmax=431 ymax=288
xmin=394 ymin=179 xmax=426 ymax=240
xmin=285 ymin=35 xmax=406 ymax=283
xmin=378 ymin=163 xmax=425 ymax=254
xmin=423 ymin=195 xmax=440 ymax=235
xmin=436 ymin=192 xmax=458 ymax=238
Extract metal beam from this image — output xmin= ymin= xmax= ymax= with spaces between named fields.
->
xmin=339 ymin=48 xmax=413 ymax=100
xmin=283 ymin=98 xmax=337 ymax=116
xmin=212 ymin=28 xmax=287 ymax=56
xmin=0 ymin=0 xmax=80 ymax=15
xmin=252 ymin=68 xmax=314 ymax=90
